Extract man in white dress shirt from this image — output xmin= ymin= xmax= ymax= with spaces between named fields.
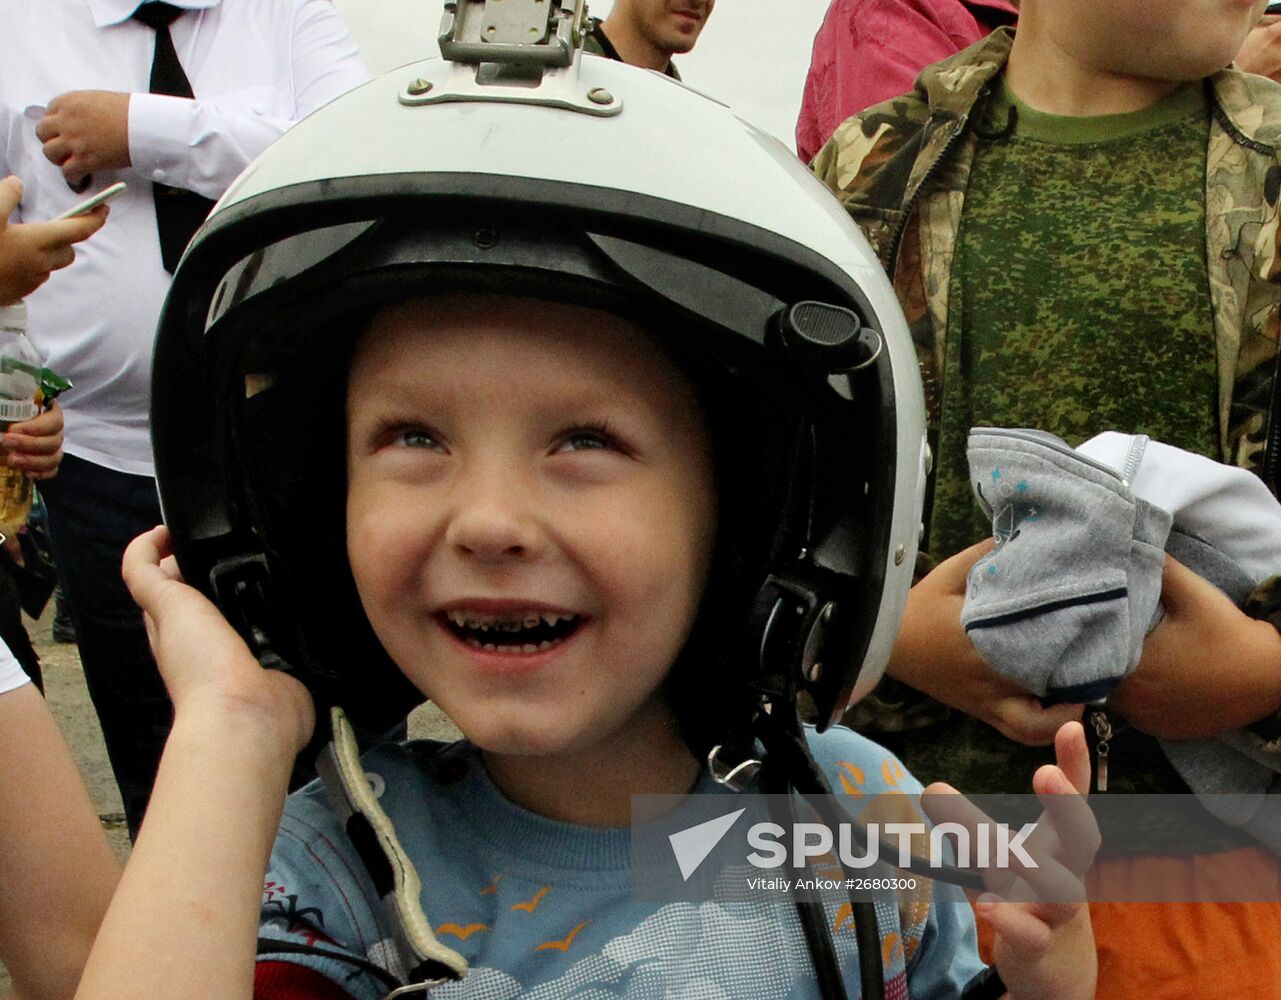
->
xmin=0 ymin=0 xmax=369 ymax=838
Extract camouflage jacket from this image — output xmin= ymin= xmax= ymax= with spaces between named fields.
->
xmin=813 ymin=28 xmax=1281 ymax=753
xmin=812 ymin=27 xmax=1281 ymax=484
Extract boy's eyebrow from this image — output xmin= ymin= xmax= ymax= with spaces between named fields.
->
xmin=355 ymin=375 xmax=648 ymax=419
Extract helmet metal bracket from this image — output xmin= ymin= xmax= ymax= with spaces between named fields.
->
xmin=439 ymin=0 xmax=587 ymax=66
xmin=414 ymin=0 xmax=623 ymax=117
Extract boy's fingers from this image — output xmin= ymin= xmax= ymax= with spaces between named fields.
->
xmin=1052 ymin=721 xmax=1091 ymax=795
xmin=975 ymin=896 xmax=1053 ymax=954
xmin=920 ymin=782 xmax=1010 ymax=892
xmin=1030 ymin=771 xmax=1100 ymax=876
xmin=1003 ymin=845 xmax=1089 ymax=905
xmin=921 ymin=782 xmax=990 ymax=827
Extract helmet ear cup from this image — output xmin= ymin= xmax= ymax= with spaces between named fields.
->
xmin=233 ymin=335 xmax=426 ymax=737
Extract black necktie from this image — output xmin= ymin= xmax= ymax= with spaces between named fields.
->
xmin=132 ymin=2 xmax=216 ymax=273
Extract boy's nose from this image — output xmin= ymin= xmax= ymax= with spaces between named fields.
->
xmin=443 ymin=473 xmax=544 ymax=563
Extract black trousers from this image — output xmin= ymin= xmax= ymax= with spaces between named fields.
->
xmin=40 ymin=454 xmax=171 ymax=839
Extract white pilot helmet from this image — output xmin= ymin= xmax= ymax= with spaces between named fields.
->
xmin=150 ymin=0 xmax=927 ymax=774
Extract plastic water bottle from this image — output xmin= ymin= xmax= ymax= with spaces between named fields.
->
xmin=0 ymin=303 xmax=45 ymax=538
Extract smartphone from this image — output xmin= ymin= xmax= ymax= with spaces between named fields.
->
xmin=53 ymin=181 xmax=127 ymax=220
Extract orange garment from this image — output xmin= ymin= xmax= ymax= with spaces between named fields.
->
xmin=973 ymin=847 xmax=1281 ymax=999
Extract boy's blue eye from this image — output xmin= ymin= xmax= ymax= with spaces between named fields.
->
xmin=558 ymin=427 xmax=612 ymax=453
xmin=394 ymin=428 xmax=443 ymax=450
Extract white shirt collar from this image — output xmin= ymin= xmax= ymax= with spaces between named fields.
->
xmin=89 ymin=0 xmax=220 ymax=29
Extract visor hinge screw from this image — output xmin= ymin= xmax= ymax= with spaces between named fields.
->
xmin=587 ymin=87 xmax=614 ymax=105
xmin=894 ymin=543 xmax=906 ymax=566
xmin=806 ymin=661 xmax=823 ymax=683
xmin=407 ymin=78 xmax=434 ymax=96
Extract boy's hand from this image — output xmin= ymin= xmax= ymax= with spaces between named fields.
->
xmin=35 ymin=91 xmax=131 ymax=187
xmin=923 ymin=722 xmax=1099 ymax=1000
xmin=1110 ymin=556 xmax=1281 ymax=738
xmin=123 ymin=525 xmax=315 ymax=757
xmin=889 ymin=540 xmax=1083 ymax=746
xmin=2 ymin=400 xmax=63 ymax=479
xmin=0 ymin=176 xmax=107 ymax=304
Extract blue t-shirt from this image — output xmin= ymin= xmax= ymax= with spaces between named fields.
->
xmin=258 ymin=725 xmax=984 ymax=998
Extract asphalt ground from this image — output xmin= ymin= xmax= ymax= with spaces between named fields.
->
xmin=0 ymin=604 xmax=460 ymax=997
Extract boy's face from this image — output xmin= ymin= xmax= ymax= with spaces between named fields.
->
xmin=345 ymin=295 xmax=716 ymax=760
xmin=1024 ymin=0 xmax=1266 ymax=81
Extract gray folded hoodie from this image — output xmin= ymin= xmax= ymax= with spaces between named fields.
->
xmin=962 ymin=428 xmax=1281 ymax=854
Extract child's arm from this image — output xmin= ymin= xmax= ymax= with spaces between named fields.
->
xmin=1109 ymin=557 xmax=1281 ymax=739
xmin=924 ymin=723 xmax=1099 ymax=1000
xmin=74 ymin=526 xmax=315 ymax=1000
xmin=0 ymin=682 xmax=120 ymax=1000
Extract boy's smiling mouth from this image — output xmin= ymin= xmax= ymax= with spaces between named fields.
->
xmin=440 ymin=607 xmax=584 ymax=654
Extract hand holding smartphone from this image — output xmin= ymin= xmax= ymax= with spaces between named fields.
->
xmin=53 ymin=181 xmax=126 ymax=221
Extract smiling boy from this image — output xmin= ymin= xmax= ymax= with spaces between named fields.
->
xmin=73 ymin=17 xmax=1100 ymax=1000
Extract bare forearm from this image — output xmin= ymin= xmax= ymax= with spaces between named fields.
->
xmin=1114 ymin=616 xmax=1281 ymax=738
xmin=0 ymin=686 xmax=119 ymax=1000
xmin=74 ymin=705 xmax=297 ymax=1000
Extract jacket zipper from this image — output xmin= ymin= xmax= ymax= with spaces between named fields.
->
xmin=1089 ymin=707 xmax=1113 ymax=793
xmin=1263 ymin=351 xmax=1281 ymax=496
xmin=886 ymin=112 xmax=970 ymax=275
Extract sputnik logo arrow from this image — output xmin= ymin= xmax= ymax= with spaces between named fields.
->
xmin=668 ymin=807 xmax=747 ymax=881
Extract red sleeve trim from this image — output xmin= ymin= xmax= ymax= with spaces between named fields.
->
xmin=254 ymin=960 xmax=359 ymax=1000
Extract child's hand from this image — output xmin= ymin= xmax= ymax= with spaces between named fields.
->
xmin=890 ymin=540 xmax=1083 ymax=746
xmin=923 ymin=722 xmax=1099 ymax=1000
xmin=123 ymin=525 xmax=314 ymax=757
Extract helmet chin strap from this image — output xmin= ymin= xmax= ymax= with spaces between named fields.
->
xmin=315 ymin=706 xmax=469 ymax=996
xmin=751 ymin=703 xmax=885 ymax=1000
xmin=744 ymin=615 xmax=1009 ymax=1000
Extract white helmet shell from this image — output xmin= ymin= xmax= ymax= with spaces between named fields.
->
xmin=158 ymin=51 xmax=927 ymax=728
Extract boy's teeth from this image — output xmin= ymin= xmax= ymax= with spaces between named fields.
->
xmin=447 ymin=609 xmax=578 ymax=629
xmin=461 ymin=636 xmax=563 ymax=654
